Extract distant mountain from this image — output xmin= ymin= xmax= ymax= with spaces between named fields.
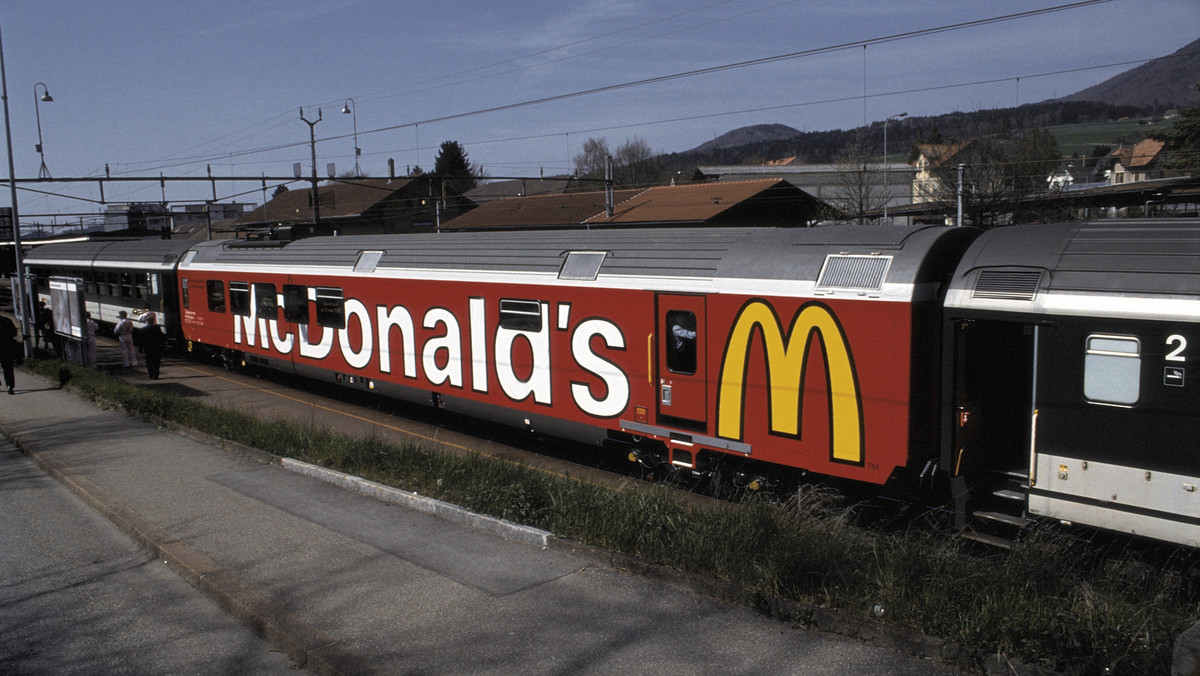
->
xmin=1053 ymin=38 xmax=1199 ymax=109
xmin=653 ymin=39 xmax=1197 ymax=181
xmin=689 ymin=123 xmax=802 ymax=153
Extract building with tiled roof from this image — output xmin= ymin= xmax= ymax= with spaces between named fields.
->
xmin=234 ymin=177 xmax=472 ymax=238
xmin=441 ymin=178 xmax=825 ymax=230
xmin=1109 ymin=138 xmax=1167 ymax=185
xmin=909 ymin=142 xmax=975 ymax=204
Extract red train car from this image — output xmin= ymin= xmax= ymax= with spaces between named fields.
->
xmin=176 ymin=226 xmax=976 ymax=488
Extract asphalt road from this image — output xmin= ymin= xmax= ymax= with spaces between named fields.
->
xmin=0 ymin=436 xmax=298 ymax=674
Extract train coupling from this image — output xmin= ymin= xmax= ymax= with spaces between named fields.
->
xmin=736 ymin=472 xmax=772 ymax=492
xmin=627 ymin=446 xmax=668 ymax=469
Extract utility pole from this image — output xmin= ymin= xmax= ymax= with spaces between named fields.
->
xmin=301 ymin=107 xmax=322 ymax=228
xmin=0 ymin=21 xmax=33 ymax=356
xmin=956 ymin=164 xmax=964 ymax=227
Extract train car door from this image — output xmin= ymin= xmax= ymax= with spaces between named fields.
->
xmin=949 ymin=319 xmax=1037 ymax=513
xmin=655 ymin=293 xmax=707 ymax=429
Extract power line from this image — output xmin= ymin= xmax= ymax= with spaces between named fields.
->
xmin=121 ymin=1 xmax=1114 ymax=176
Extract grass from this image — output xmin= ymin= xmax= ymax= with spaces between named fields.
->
xmin=28 ymin=357 xmax=1200 ymax=674
xmin=1048 ymin=116 xmax=1172 ymax=158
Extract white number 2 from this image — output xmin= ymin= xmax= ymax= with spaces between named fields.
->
xmin=1166 ymin=334 xmax=1187 ymax=362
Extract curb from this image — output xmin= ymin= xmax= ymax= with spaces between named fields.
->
xmin=280 ymin=457 xmax=553 ymax=547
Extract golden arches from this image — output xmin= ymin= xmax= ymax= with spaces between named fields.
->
xmin=716 ymin=301 xmax=863 ymax=464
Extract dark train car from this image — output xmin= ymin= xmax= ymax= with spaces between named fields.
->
xmin=942 ymin=220 xmax=1200 ymax=547
xmin=178 ymin=225 xmax=977 ymax=487
xmin=23 ymin=238 xmax=193 ymax=342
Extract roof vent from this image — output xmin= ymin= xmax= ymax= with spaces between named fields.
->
xmin=559 ymin=251 xmax=607 ymax=281
xmin=816 ymin=254 xmax=891 ymax=291
xmin=972 ymin=270 xmax=1042 ymax=300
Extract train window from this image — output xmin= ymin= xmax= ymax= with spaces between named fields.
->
xmin=315 ymin=287 xmax=345 ymax=329
xmin=499 ymin=299 xmax=542 ymax=331
xmin=206 ymin=280 xmax=226 ymax=313
xmin=135 ymin=273 xmax=148 ymax=299
xmin=559 ymin=251 xmax=606 ymax=281
xmin=181 ymin=279 xmax=189 ymax=309
xmin=1084 ymin=335 xmax=1141 ymax=406
xmin=665 ymin=310 xmax=698 ymax=375
xmin=254 ymin=283 xmax=278 ymax=318
xmin=120 ymin=273 xmax=133 ymax=298
xmin=230 ymin=282 xmax=250 ymax=317
xmin=283 ymin=285 xmax=309 ymax=323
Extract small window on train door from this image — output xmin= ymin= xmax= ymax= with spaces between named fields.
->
xmin=499 ymin=299 xmax=542 ymax=331
xmin=1084 ymin=334 xmax=1140 ymax=406
xmin=315 ymin=287 xmax=345 ymax=329
xmin=254 ymin=283 xmax=278 ymax=318
xmin=206 ymin=280 xmax=226 ymax=313
xmin=282 ymin=284 xmax=309 ymax=323
xmin=229 ymin=281 xmax=250 ymax=317
xmin=665 ymin=310 xmax=698 ymax=375
xmin=181 ymin=278 xmax=190 ymax=309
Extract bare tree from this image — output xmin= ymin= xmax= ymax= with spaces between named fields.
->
xmin=613 ymin=137 xmax=654 ymax=186
xmin=574 ymin=136 xmax=656 ymax=187
xmin=829 ymin=140 xmax=887 ymax=224
xmin=573 ymin=138 xmax=611 ymax=178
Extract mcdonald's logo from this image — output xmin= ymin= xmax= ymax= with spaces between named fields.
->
xmin=716 ymin=300 xmax=864 ymax=465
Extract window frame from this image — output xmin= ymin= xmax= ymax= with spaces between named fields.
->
xmin=1083 ymin=333 xmax=1141 ymax=407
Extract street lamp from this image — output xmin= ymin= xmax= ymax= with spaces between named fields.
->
xmin=34 ymin=82 xmax=51 ymax=179
xmin=341 ymin=98 xmax=362 ymax=178
xmin=882 ymin=111 xmax=907 ymax=223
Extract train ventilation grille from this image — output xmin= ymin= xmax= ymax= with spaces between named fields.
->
xmin=815 ymin=255 xmax=891 ymax=291
xmin=972 ymin=270 xmax=1042 ymax=301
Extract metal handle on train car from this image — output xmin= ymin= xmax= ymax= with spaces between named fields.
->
xmin=647 ymin=333 xmax=653 ymax=384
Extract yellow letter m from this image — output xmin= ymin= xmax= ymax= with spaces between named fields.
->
xmin=716 ymin=300 xmax=864 ymax=465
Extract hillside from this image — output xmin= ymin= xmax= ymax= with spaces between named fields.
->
xmin=1057 ymin=37 xmax=1200 ymax=109
xmin=660 ymin=37 xmax=1198 ymax=175
xmin=691 ymin=124 xmax=803 ymax=153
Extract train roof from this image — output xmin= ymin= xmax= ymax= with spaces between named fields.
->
xmin=180 ymin=225 xmax=977 ymax=298
xmin=945 ymin=219 xmax=1200 ymax=321
xmin=24 ymin=238 xmax=195 ymax=271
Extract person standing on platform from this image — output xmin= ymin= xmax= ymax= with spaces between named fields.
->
xmin=0 ymin=315 xmax=18 ymax=394
xmin=115 ymin=311 xmax=137 ymax=367
xmin=83 ymin=312 xmax=98 ymax=366
xmin=141 ymin=314 xmax=165 ymax=379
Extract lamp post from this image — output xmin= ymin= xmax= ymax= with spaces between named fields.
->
xmin=882 ymin=111 xmax=907 ymax=223
xmin=300 ymin=107 xmax=322 ymax=228
xmin=0 ymin=22 xmax=33 ymax=356
xmin=33 ymin=82 xmax=51 ymax=179
xmin=341 ymin=98 xmax=362 ymax=178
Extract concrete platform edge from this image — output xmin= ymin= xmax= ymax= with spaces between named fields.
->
xmin=280 ymin=457 xmax=553 ymax=547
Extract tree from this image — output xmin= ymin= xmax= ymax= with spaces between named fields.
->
xmin=1154 ymin=85 xmax=1200 ymax=175
xmin=573 ymin=137 xmax=610 ymax=178
xmin=920 ymin=128 xmax=1063 ymax=229
xmin=432 ymin=141 xmax=477 ymax=193
xmin=271 ymin=184 xmax=289 ymax=198
xmin=612 ymin=137 xmax=654 ymax=187
xmin=573 ymin=136 xmax=656 ymax=186
xmin=829 ymin=139 xmax=888 ymax=224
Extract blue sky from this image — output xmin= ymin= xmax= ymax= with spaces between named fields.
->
xmin=1 ymin=0 xmax=1196 ymax=219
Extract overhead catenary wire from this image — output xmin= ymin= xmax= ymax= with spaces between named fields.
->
xmin=110 ymin=1 xmax=1115 ymax=178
